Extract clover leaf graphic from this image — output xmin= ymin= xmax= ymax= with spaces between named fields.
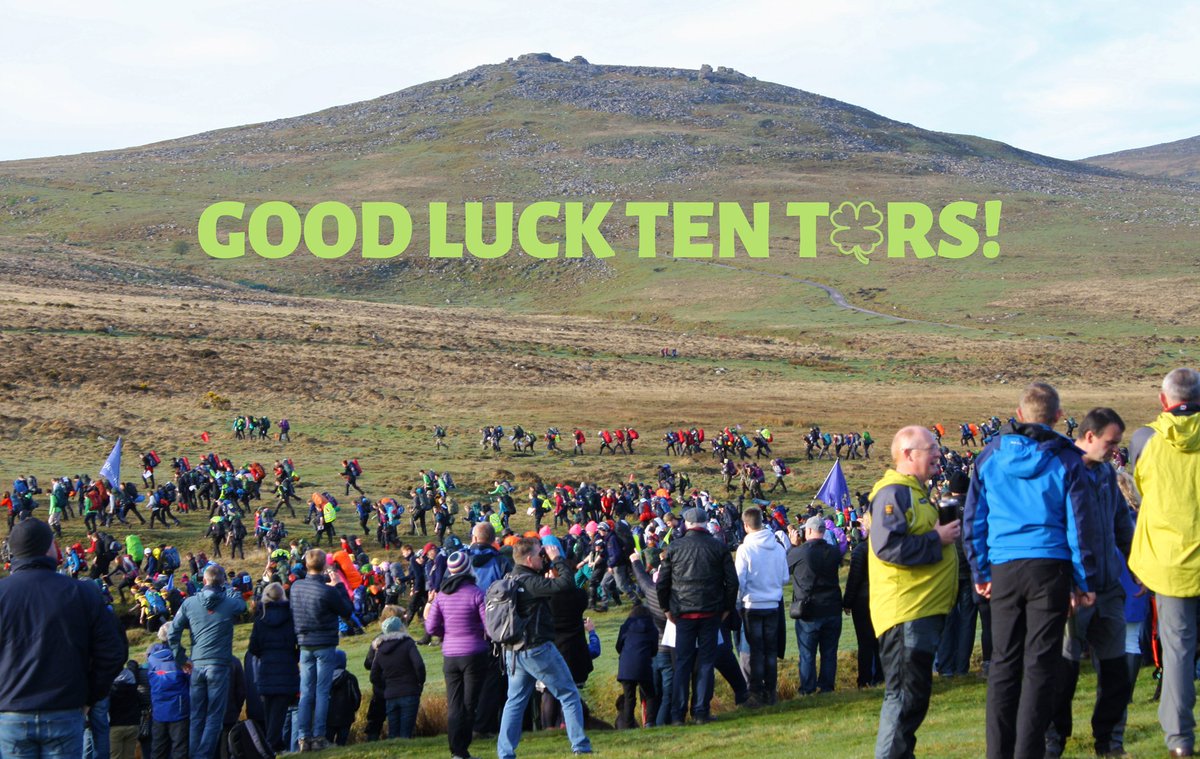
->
xmin=829 ymin=201 xmax=884 ymax=265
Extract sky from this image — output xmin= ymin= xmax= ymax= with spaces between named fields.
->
xmin=2 ymin=0 xmax=1197 ymax=162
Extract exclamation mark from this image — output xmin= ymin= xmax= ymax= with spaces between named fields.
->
xmin=982 ymin=200 xmax=1001 ymax=258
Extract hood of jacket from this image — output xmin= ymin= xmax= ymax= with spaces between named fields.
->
xmin=1151 ymin=409 xmax=1200 ymax=453
xmin=375 ymin=631 xmax=412 ymax=654
xmin=438 ymin=572 xmax=475 ymax=595
xmin=258 ymin=601 xmax=292 ymax=628
xmin=470 ymin=545 xmax=500 ymax=567
xmin=993 ymin=422 xmax=1074 ymax=479
xmin=741 ymin=527 xmax=780 ymax=550
xmin=200 ymin=586 xmax=226 ymax=611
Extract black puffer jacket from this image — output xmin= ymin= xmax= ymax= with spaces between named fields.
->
xmin=655 ymin=528 xmax=738 ymax=617
xmin=788 ymin=540 xmax=843 ymax=619
xmin=369 ymin=633 xmax=426 ymax=699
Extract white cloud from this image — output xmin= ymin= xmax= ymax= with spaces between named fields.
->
xmin=0 ymin=0 xmax=1197 ymax=160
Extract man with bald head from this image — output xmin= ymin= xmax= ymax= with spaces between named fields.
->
xmin=964 ymin=382 xmax=1100 ymax=759
xmin=1129 ymin=368 xmax=1200 ymax=757
xmin=867 ymin=425 xmax=960 ymax=759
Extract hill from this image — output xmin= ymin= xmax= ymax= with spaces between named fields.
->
xmin=1084 ymin=134 xmax=1200 ymax=181
xmin=0 ymin=54 xmax=1197 ymax=342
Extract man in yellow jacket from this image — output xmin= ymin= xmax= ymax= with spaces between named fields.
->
xmin=867 ymin=425 xmax=960 ymax=759
xmin=1129 ymin=367 xmax=1200 ymax=758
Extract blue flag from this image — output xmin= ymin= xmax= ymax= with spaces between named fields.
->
xmin=99 ymin=436 xmax=122 ymax=487
xmin=815 ymin=459 xmax=852 ymax=511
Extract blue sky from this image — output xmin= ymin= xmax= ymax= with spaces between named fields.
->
xmin=2 ymin=0 xmax=1196 ymax=162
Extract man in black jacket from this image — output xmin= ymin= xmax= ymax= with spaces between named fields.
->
xmin=657 ymin=506 xmax=738 ymax=725
xmin=498 ymin=538 xmax=592 ymax=759
xmin=789 ymin=515 xmax=844 ymax=694
xmin=0 ymin=518 xmax=126 ymax=757
xmin=289 ymin=549 xmax=355 ymax=753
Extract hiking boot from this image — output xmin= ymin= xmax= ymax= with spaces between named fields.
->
xmin=308 ymin=736 xmax=330 ymax=751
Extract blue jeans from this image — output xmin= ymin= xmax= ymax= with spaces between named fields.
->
xmin=188 ymin=664 xmax=230 ymax=759
xmin=652 ymin=650 xmax=674 ymax=726
xmin=498 ymin=642 xmax=591 ymax=759
xmin=796 ymin=614 xmax=842 ymax=694
xmin=935 ymin=584 xmax=977 ymax=676
xmin=875 ymin=615 xmax=944 ymax=759
xmin=0 ymin=709 xmax=85 ymax=759
xmin=297 ymin=647 xmax=337 ymax=741
xmin=672 ymin=615 xmax=720 ymax=722
xmin=384 ymin=695 xmax=420 ymax=740
xmin=83 ymin=696 xmax=109 ymax=759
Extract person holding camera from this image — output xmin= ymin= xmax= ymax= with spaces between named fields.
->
xmin=867 ymin=425 xmax=960 ymax=759
xmin=289 ymin=548 xmax=356 ymax=753
xmin=788 ymin=515 xmax=843 ymax=696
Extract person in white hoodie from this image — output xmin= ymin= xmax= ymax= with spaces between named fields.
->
xmin=734 ymin=506 xmax=790 ymax=706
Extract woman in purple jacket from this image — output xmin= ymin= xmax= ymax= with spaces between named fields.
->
xmin=425 ymin=551 xmax=489 ymax=759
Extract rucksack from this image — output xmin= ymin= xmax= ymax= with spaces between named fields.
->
xmin=146 ymin=590 xmax=168 ymax=615
xmin=349 ymin=459 xmax=362 ymax=477
xmin=162 ymin=547 xmax=181 ymax=572
xmin=484 ymin=574 xmax=533 ymax=648
xmin=227 ymin=719 xmax=274 ymax=759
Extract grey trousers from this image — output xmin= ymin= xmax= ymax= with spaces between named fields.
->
xmin=1156 ymin=594 xmax=1198 ymax=753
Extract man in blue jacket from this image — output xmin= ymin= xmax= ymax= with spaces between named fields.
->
xmin=289 ymin=549 xmax=355 ymax=752
xmin=167 ymin=564 xmax=246 ymax=759
xmin=964 ymin=383 xmax=1101 ymax=759
xmin=0 ymin=518 xmax=126 ymax=758
xmin=1044 ymin=407 xmax=1135 ymax=758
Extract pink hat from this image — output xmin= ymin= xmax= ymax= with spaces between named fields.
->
xmin=538 ymin=526 xmax=552 ymax=538
xmin=569 ymin=524 xmax=583 ymax=537
xmin=585 ymin=521 xmax=598 ymax=535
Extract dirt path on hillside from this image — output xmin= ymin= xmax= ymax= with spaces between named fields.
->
xmin=679 ymin=259 xmax=975 ymax=330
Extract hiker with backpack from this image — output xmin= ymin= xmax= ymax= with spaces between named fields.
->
xmin=342 ymin=459 xmax=364 ymax=496
xmin=493 ymin=538 xmax=592 ymax=759
xmin=769 ymin=457 xmax=790 ymax=493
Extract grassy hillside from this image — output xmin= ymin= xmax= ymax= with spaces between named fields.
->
xmin=0 ymin=55 xmax=1196 ymax=341
xmin=1085 ymin=134 xmax=1200 ymax=181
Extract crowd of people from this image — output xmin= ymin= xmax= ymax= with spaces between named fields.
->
xmin=3 ymin=370 xmax=1199 ymax=759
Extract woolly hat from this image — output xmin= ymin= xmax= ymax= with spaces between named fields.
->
xmin=422 ymin=542 xmax=437 ymax=555
xmin=538 ymin=525 xmax=553 ymax=538
xmin=382 ymin=616 xmax=406 ymax=635
xmin=585 ymin=521 xmax=598 ymax=535
xmin=568 ymin=524 xmax=583 ymax=537
xmin=446 ymin=551 xmax=470 ymax=575
xmin=9 ymin=518 xmax=54 ymax=559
